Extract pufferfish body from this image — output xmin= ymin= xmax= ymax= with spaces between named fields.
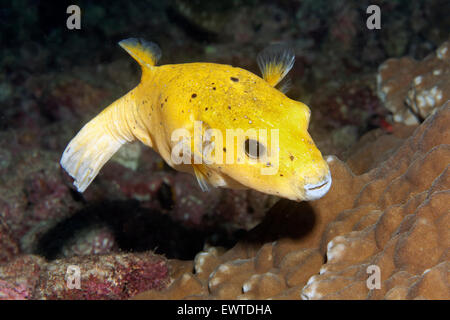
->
xmin=60 ymin=38 xmax=331 ymax=201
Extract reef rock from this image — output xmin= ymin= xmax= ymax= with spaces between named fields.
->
xmin=377 ymin=40 xmax=450 ymax=124
xmin=0 ymin=255 xmax=46 ymax=300
xmin=134 ymin=102 xmax=450 ymax=300
xmin=0 ymin=252 xmax=169 ymax=300
xmin=0 ymin=220 xmax=20 ymax=264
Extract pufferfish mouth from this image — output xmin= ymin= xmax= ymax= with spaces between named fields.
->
xmin=303 ymin=173 xmax=332 ymax=201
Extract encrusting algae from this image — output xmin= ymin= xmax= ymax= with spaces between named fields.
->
xmin=61 ymin=38 xmax=331 ymax=201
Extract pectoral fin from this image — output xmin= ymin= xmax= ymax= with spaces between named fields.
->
xmin=193 ymin=165 xmax=211 ymax=192
xmin=276 ymin=77 xmax=292 ymax=94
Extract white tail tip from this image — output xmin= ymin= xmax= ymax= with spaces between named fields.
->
xmin=60 ymin=118 xmax=126 ymax=192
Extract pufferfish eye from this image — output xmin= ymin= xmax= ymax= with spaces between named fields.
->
xmin=244 ymin=139 xmax=266 ymax=159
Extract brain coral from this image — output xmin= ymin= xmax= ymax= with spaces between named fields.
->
xmin=134 ymin=102 xmax=450 ymax=300
xmin=377 ymin=39 xmax=450 ymax=125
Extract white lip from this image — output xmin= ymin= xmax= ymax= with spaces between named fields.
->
xmin=303 ymin=173 xmax=332 ymax=201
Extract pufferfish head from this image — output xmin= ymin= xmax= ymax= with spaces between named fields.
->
xmin=195 ymin=44 xmax=332 ymax=202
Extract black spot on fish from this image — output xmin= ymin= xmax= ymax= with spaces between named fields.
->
xmin=161 ymin=103 xmax=164 ymax=108
xmin=213 ymin=87 xmax=216 ymax=90
xmin=228 ymin=106 xmax=231 ymax=110
xmin=223 ymin=147 xmax=226 ymax=152
xmin=290 ymin=155 xmax=295 ymax=161
xmin=205 ymin=107 xmax=208 ymax=111
xmin=192 ymin=93 xmax=197 ymax=98
xmin=280 ymin=174 xmax=284 ymax=177
xmin=165 ymin=97 xmax=168 ymax=102
xmin=230 ymin=77 xmax=239 ymax=82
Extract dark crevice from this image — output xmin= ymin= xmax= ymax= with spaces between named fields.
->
xmin=166 ymin=6 xmax=218 ymax=42
xmin=35 ymin=200 xmax=241 ymax=261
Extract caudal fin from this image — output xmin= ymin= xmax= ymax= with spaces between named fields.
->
xmin=60 ymin=100 xmax=135 ymax=192
xmin=61 ymin=38 xmax=160 ymax=192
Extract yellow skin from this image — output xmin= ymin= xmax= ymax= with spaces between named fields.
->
xmin=61 ymin=39 xmax=331 ymax=201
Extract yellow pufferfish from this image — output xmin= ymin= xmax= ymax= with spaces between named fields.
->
xmin=60 ymin=38 xmax=332 ymax=201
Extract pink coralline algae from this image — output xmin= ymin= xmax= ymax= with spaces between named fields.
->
xmin=0 ymin=220 xmax=19 ymax=264
xmin=0 ymin=255 xmax=45 ymax=300
xmin=0 ymin=141 xmax=83 ymax=255
xmin=0 ymin=252 xmax=169 ymax=300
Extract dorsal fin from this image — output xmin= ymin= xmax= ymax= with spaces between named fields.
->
xmin=119 ymin=38 xmax=162 ymax=68
xmin=257 ymin=44 xmax=295 ymax=87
